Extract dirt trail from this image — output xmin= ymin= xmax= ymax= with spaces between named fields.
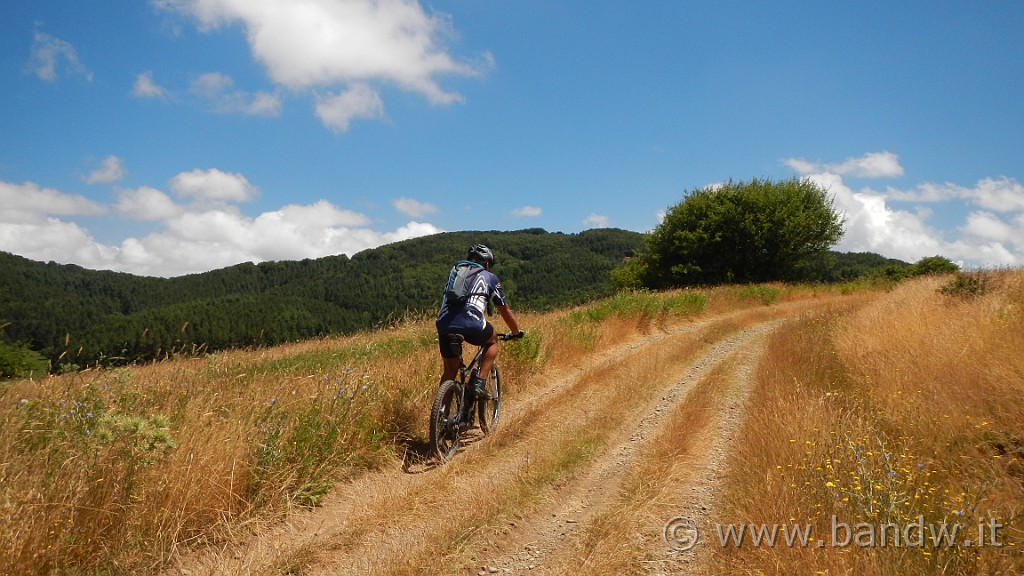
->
xmin=484 ymin=321 xmax=778 ymax=576
xmin=167 ymin=298 xmax=836 ymax=576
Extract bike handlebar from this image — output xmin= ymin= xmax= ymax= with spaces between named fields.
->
xmin=498 ymin=331 xmax=525 ymax=341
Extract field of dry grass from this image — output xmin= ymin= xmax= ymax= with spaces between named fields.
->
xmin=711 ymin=270 xmax=1024 ymax=575
xmin=0 ymin=287 xmax=717 ymax=574
xmin=3 ymin=273 xmax=1020 ymax=575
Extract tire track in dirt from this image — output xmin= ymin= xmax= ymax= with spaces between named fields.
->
xmin=476 ymin=321 xmax=781 ymax=575
xmin=640 ymin=321 xmax=773 ymax=576
xmin=164 ymin=299 xmax=834 ymax=576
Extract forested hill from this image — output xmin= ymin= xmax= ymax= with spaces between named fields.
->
xmin=0 ymin=228 xmax=643 ymax=370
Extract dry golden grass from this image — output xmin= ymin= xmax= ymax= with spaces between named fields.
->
xmin=0 ymin=286 xmax=743 ymax=575
xmin=711 ymin=270 xmax=1024 ymax=575
xmin=0 ymin=281 xmax=878 ymax=575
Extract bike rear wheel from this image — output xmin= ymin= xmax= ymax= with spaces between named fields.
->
xmin=430 ymin=379 xmax=462 ymax=462
xmin=477 ymin=365 xmax=501 ymax=435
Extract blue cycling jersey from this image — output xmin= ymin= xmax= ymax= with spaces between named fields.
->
xmin=436 ymin=264 xmax=508 ymax=332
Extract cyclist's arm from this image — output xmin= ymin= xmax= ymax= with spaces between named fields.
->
xmin=496 ymin=304 xmax=520 ymax=335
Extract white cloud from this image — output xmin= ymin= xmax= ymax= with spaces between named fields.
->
xmin=0 ymin=180 xmax=107 ymax=223
xmin=0 ymin=219 xmax=118 ymax=267
xmin=315 ymin=84 xmax=385 ymax=133
xmin=116 ymin=202 xmax=439 ymax=275
xmin=583 ymin=213 xmax=610 ymax=228
xmin=0 ymin=175 xmax=442 ymax=277
xmin=512 ymin=206 xmax=542 ymax=218
xmin=802 ymin=171 xmax=1023 ymax=267
xmin=972 ymin=177 xmax=1024 ymax=213
xmin=0 ymin=180 xmax=113 ymax=269
xmin=84 ymin=155 xmax=127 ymax=184
xmin=392 ymin=197 xmax=437 ymax=218
xmin=276 ymin=200 xmax=369 ymax=228
xmin=157 ymin=0 xmax=489 ymax=130
xmin=132 ymin=71 xmax=168 ymax=98
xmin=964 ymin=211 xmax=1016 ymax=243
xmin=781 ymin=152 xmax=1024 ymax=267
xmin=241 ymin=91 xmax=283 ymax=116
xmin=191 ymin=71 xmax=233 ymax=97
xmin=27 ymin=31 xmax=92 ymax=82
xmin=388 ymin=221 xmax=442 ymax=242
xmin=168 ymin=168 xmax=258 ymax=203
xmin=116 ymin=186 xmax=182 ymax=220
xmin=786 ymin=151 xmax=904 ymax=179
xmin=214 ymin=89 xmax=283 ymax=116
xmin=886 ymin=176 xmax=1024 ymax=213
xmin=191 ymin=72 xmax=283 ymax=116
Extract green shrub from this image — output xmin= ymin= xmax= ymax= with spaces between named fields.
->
xmin=0 ymin=339 xmax=49 ymax=380
xmin=939 ymin=272 xmax=988 ymax=299
xmin=505 ymin=331 xmax=542 ymax=366
xmin=735 ymin=284 xmax=780 ymax=305
xmin=661 ymin=290 xmax=708 ymax=315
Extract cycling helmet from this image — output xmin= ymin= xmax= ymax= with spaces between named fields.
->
xmin=467 ymin=244 xmax=495 ymax=266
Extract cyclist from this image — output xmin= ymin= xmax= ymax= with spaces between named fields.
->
xmin=436 ymin=244 xmax=523 ymax=400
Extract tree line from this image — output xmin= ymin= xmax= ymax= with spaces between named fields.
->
xmin=0 ymin=229 xmax=644 ymax=375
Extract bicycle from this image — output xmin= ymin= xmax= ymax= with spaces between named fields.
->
xmin=430 ymin=332 xmax=520 ymax=462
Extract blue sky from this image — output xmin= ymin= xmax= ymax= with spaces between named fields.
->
xmin=1 ymin=1 xmax=1022 ymax=277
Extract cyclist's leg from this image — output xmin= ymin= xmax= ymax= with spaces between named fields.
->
xmin=461 ymin=323 xmax=496 ymax=374
xmin=440 ymin=357 xmax=461 ymax=383
xmin=437 ymin=331 xmax=463 ymax=384
xmin=477 ymin=324 xmax=499 ymax=379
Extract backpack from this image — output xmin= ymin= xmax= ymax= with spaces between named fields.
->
xmin=444 ymin=261 xmax=486 ymax=305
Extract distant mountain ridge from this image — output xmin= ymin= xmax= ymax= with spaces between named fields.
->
xmin=0 ymin=228 xmax=644 ymax=369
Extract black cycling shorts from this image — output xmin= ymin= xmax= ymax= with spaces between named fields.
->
xmin=438 ymin=322 xmax=494 ymax=358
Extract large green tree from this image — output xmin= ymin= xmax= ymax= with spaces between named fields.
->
xmin=633 ymin=178 xmax=845 ymax=287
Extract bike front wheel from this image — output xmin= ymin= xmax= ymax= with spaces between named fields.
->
xmin=430 ymin=379 xmax=462 ymax=462
xmin=477 ymin=365 xmax=501 ymax=435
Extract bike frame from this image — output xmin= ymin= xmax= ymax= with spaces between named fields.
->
xmin=458 ymin=340 xmax=489 ymax=388
xmin=454 ymin=336 xmax=501 ymax=428
xmin=430 ymin=333 xmax=514 ymax=462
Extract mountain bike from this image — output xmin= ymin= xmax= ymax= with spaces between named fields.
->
xmin=430 ymin=332 xmax=520 ymax=463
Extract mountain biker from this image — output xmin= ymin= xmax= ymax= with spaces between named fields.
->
xmin=436 ymin=244 xmax=523 ymax=400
